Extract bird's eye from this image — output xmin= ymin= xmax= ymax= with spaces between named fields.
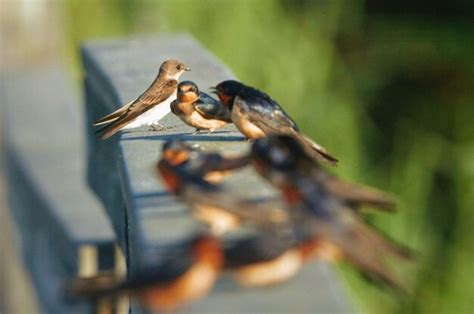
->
xmin=176 ymin=65 xmax=181 ymax=70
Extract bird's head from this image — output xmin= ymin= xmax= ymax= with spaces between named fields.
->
xmin=162 ymin=138 xmax=192 ymax=166
xmin=251 ymin=135 xmax=305 ymax=187
xmin=177 ymin=81 xmax=200 ymax=103
xmin=210 ymin=80 xmax=244 ymax=107
xmin=160 ymin=59 xmax=190 ymax=81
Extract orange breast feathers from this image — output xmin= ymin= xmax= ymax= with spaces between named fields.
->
xmin=136 ymin=237 xmax=223 ymax=312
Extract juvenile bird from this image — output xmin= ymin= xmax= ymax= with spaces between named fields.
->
xmin=66 ymin=235 xmax=223 ymax=313
xmin=212 ymin=80 xmax=338 ymax=165
xmin=94 ymin=59 xmax=190 ymax=140
xmin=171 ymin=81 xmax=232 ymax=133
xmin=251 ymin=135 xmax=412 ymax=288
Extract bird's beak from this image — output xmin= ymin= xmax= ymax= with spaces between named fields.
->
xmin=209 ymin=86 xmax=218 ymax=94
xmin=185 ymin=67 xmax=191 ymax=71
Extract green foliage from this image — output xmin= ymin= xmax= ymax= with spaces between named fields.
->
xmin=62 ymin=1 xmax=474 ymax=313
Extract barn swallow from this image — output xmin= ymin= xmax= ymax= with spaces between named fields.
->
xmin=251 ymin=135 xmax=397 ymax=211
xmin=66 ymin=234 xmax=223 ymax=313
xmin=161 ymin=138 xmax=250 ymax=183
xmin=211 ymin=80 xmax=338 ymax=165
xmin=171 ymin=81 xmax=232 ymax=133
xmin=250 ymin=135 xmax=412 ymax=288
xmin=157 ymin=145 xmax=288 ymax=235
xmin=93 ymin=59 xmax=190 ymax=140
xmin=223 ymin=226 xmax=333 ymax=287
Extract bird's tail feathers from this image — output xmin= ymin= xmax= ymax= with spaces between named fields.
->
xmin=324 ymin=178 xmax=398 ymax=211
xmin=291 ymin=131 xmax=338 ymax=165
xmin=334 ymin=218 xmax=414 ymax=290
xmin=93 ymin=101 xmax=133 ymax=126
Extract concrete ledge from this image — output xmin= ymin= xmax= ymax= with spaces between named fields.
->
xmin=1 ymin=66 xmax=118 ymax=313
xmin=82 ymin=34 xmax=352 ymax=313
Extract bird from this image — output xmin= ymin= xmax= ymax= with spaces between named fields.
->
xmin=211 ymin=80 xmax=338 ymax=165
xmin=171 ymin=81 xmax=232 ymax=133
xmin=251 ymin=135 xmax=397 ymax=211
xmin=93 ymin=59 xmax=190 ymax=140
xmin=161 ymin=138 xmax=250 ymax=183
xmin=157 ymin=142 xmax=288 ymax=235
xmin=65 ymin=234 xmax=223 ymax=313
xmin=250 ymin=135 xmax=413 ymax=288
xmin=223 ymin=226 xmax=335 ymax=287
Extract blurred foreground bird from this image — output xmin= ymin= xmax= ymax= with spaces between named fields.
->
xmin=93 ymin=59 xmax=190 ymax=140
xmin=224 ymin=226 xmax=341 ymax=287
xmin=250 ymin=135 xmax=413 ymax=288
xmin=252 ymin=135 xmax=397 ymax=211
xmin=161 ymin=138 xmax=250 ymax=184
xmin=171 ymin=81 xmax=232 ymax=133
xmin=66 ymin=234 xmax=222 ymax=313
xmin=211 ymin=80 xmax=338 ymax=165
xmin=157 ymin=140 xmax=287 ymax=235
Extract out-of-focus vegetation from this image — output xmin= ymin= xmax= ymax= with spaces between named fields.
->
xmin=55 ymin=0 xmax=474 ymax=313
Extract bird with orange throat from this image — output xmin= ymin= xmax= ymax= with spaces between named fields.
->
xmin=171 ymin=81 xmax=232 ymax=133
xmin=157 ymin=139 xmax=288 ymax=236
xmin=211 ymin=80 xmax=338 ymax=165
xmin=161 ymin=138 xmax=250 ymax=184
xmin=250 ymin=135 xmax=413 ymax=289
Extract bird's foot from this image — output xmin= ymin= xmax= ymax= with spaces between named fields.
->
xmin=148 ymin=122 xmax=178 ymax=132
xmin=148 ymin=124 xmax=165 ymax=131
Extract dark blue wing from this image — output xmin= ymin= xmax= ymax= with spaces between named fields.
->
xmin=194 ymin=92 xmax=232 ymax=122
xmin=238 ymin=86 xmax=299 ymax=132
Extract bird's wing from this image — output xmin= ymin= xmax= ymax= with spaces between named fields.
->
xmin=93 ymin=100 xmax=135 ymax=126
xmin=322 ymin=175 xmax=397 ymax=210
xmin=194 ymin=92 xmax=232 ymax=122
xmin=235 ymin=94 xmax=298 ymax=134
xmin=224 ymin=230 xmax=299 ymax=268
xmin=96 ymin=79 xmax=178 ymax=140
xmin=295 ymin=179 xmax=412 ymax=288
xmin=190 ymin=153 xmax=250 ymax=175
xmin=182 ymin=184 xmax=288 ymax=226
xmin=290 ymin=131 xmax=339 ymax=164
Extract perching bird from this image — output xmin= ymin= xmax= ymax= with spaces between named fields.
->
xmin=251 ymin=135 xmax=397 ymax=211
xmin=211 ymin=80 xmax=338 ymax=165
xmin=157 ymin=144 xmax=288 ymax=235
xmin=223 ymin=227 xmax=334 ymax=287
xmin=161 ymin=138 xmax=250 ymax=183
xmin=93 ymin=59 xmax=190 ymax=140
xmin=250 ymin=135 xmax=412 ymax=288
xmin=66 ymin=235 xmax=223 ymax=313
xmin=171 ymin=81 xmax=232 ymax=133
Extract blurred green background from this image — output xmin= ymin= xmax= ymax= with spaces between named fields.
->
xmin=2 ymin=0 xmax=473 ymax=313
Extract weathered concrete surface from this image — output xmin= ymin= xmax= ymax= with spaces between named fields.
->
xmin=1 ymin=65 xmax=116 ymax=313
xmin=83 ymin=34 xmax=353 ymax=313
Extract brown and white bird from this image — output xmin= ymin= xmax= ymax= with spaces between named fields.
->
xmin=94 ymin=59 xmax=190 ymax=140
